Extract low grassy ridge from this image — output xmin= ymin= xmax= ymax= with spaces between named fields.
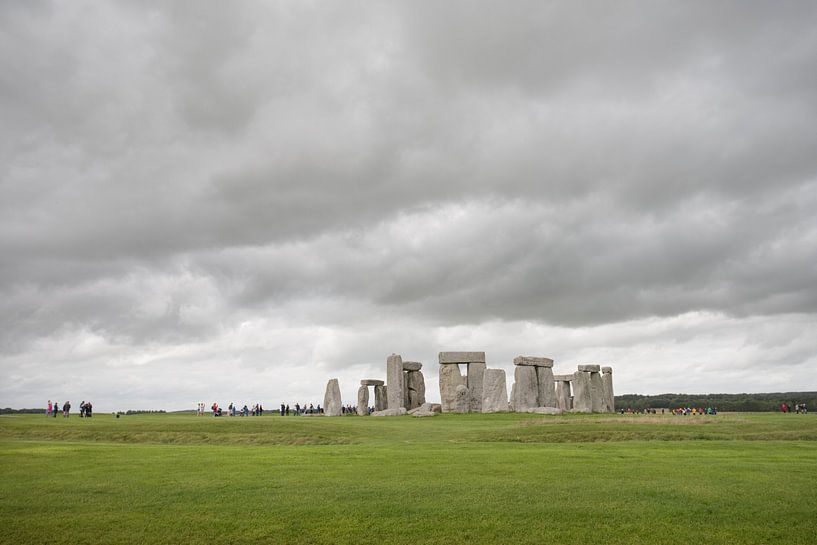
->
xmin=1 ymin=412 xmax=815 ymax=544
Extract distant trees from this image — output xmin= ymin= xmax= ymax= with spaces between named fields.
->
xmin=615 ymin=392 xmax=816 ymax=412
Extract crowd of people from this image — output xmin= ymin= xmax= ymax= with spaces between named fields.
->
xmin=196 ymin=402 xmax=380 ymax=416
xmin=671 ymin=407 xmax=718 ymax=415
xmin=44 ymin=400 xmax=94 ymax=418
xmin=780 ymin=402 xmax=808 ymax=413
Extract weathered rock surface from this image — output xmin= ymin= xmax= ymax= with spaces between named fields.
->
xmin=356 ymin=386 xmax=369 ymax=416
xmin=453 ymin=384 xmax=470 ymax=413
xmin=509 ymin=382 xmax=517 ymax=412
xmin=403 ymin=371 xmax=410 ymax=409
xmin=374 ymin=385 xmax=387 ymax=411
xmin=513 ymin=366 xmax=539 ymax=411
xmin=387 ymin=354 xmax=404 ymax=410
xmin=513 ymin=356 xmax=554 ymax=367
xmin=371 ymin=408 xmax=407 ymax=417
xmin=577 ymin=364 xmax=601 ymax=372
xmin=589 ymin=370 xmax=604 ymax=413
xmin=602 ymin=367 xmax=615 ymax=413
xmin=406 ymin=370 xmax=426 ymax=409
xmin=402 ymin=361 xmax=423 ymax=372
xmin=481 ymin=368 xmax=508 ymax=413
xmin=571 ymin=370 xmax=592 ymax=412
xmin=439 ymin=363 xmax=466 ymax=413
xmin=552 ymin=374 xmax=574 ymax=381
xmin=536 ymin=365 xmax=558 ymax=408
xmin=556 ymin=380 xmax=572 ymax=411
xmin=360 ymin=379 xmax=384 ymax=386
xmin=323 ymin=378 xmax=342 ymax=417
xmin=467 ymin=361 xmax=486 ymax=412
xmin=524 ymin=407 xmax=564 ymax=415
xmin=438 ymin=351 xmax=486 ymax=364
xmin=408 ymin=402 xmax=438 ymax=417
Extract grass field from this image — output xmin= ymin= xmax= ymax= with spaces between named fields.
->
xmin=1 ymin=412 xmax=815 ymax=544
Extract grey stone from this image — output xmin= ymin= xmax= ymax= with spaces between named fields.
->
xmin=374 ymin=385 xmax=387 ymax=411
xmin=536 ymin=365 xmax=558 ymax=408
xmin=356 ymin=386 xmax=369 ymax=416
xmin=438 ymin=351 xmax=486 ymax=364
xmin=556 ymin=380 xmax=572 ymax=411
xmin=524 ymin=407 xmax=564 ymax=415
xmin=467 ymin=361 xmax=486 ymax=412
xmin=513 ymin=356 xmax=554 ymax=367
xmin=513 ymin=365 xmax=538 ymax=411
xmin=402 ymin=361 xmax=423 ymax=372
xmin=406 ymin=370 xmax=426 ymax=409
xmin=371 ymin=408 xmax=407 ymax=417
xmin=360 ymin=379 xmax=384 ymax=386
xmin=387 ymin=354 xmax=404 ymax=410
xmin=453 ymin=384 xmax=470 ymax=413
xmin=323 ymin=378 xmax=342 ymax=417
xmin=403 ymin=371 xmax=410 ymax=409
xmin=571 ymin=370 xmax=592 ymax=412
xmin=509 ymin=382 xmax=517 ymax=412
xmin=481 ymin=368 xmax=508 ymax=413
xmin=439 ymin=363 xmax=466 ymax=413
xmin=552 ymin=374 xmax=574 ymax=381
xmin=577 ymin=364 xmax=601 ymax=372
xmin=589 ymin=371 xmax=604 ymax=413
xmin=602 ymin=367 xmax=615 ymax=413
xmin=408 ymin=402 xmax=438 ymax=417
xmin=430 ymin=403 xmax=442 ymax=413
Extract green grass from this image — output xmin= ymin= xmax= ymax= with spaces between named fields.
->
xmin=1 ymin=412 xmax=816 ymax=544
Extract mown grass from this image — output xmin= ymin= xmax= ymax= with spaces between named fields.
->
xmin=1 ymin=413 xmax=816 ymax=544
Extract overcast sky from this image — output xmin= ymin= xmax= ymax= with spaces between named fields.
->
xmin=2 ymin=1 xmax=816 ymax=411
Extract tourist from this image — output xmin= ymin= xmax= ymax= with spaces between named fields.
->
xmin=280 ymin=403 xmax=285 ymax=417
xmin=285 ymin=404 xmax=290 ymax=416
xmin=53 ymin=402 xmax=59 ymax=418
xmin=63 ymin=401 xmax=70 ymax=417
xmin=86 ymin=401 xmax=93 ymax=417
xmin=46 ymin=400 xmax=52 ymax=417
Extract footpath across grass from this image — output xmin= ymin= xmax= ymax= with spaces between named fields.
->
xmin=1 ymin=413 xmax=815 ymax=545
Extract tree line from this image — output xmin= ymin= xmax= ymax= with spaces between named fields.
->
xmin=614 ymin=392 xmax=816 ymax=412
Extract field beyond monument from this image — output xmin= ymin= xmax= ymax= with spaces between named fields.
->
xmin=1 ymin=412 xmax=816 ymax=545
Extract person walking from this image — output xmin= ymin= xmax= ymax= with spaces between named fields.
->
xmin=46 ymin=400 xmax=52 ymax=417
xmin=53 ymin=402 xmax=59 ymax=418
xmin=63 ymin=401 xmax=71 ymax=417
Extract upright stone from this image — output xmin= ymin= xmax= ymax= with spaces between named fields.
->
xmin=403 ymin=371 xmax=410 ymax=409
xmin=386 ymin=354 xmax=404 ymax=410
xmin=509 ymin=382 xmax=517 ymax=412
xmin=439 ymin=364 xmax=466 ymax=413
xmin=602 ymin=367 xmax=615 ymax=413
xmin=536 ymin=366 xmax=557 ymax=408
xmin=453 ymin=384 xmax=470 ymax=413
xmin=324 ymin=378 xmax=342 ymax=416
xmin=556 ymin=379 xmax=572 ymax=411
xmin=356 ymin=386 xmax=369 ymax=416
xmin=571 ymin=370 xmax=592 ymax=412
xmin=481 ymin=368 xmax=508 ymax=413
xmin=467 ymin=361 xmax=486 ymax=412
xmin=589 ymin=370 xmax=604 ymax=413
xmin=374 ymin=385 xmax=387 ymax=411
xmin=513 ymin=366 xmax=538 ymax=411
xmin=406 ymin=370 xmax=426 ymax=409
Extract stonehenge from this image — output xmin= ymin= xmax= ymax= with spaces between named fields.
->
xmin=438 ymin=351 xmax=487 ymax=413
xmin=322 ymin=351 xmax=615 ymax=417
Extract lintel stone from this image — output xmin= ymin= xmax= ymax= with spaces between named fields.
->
xmin=553 ymin=374 xmax=573 ymax=381
xmin=513 ymin=356 xmax=554 ymax=367
xmin=360 ymin=379 xmax=384 ymax=386
xmin=601 ymin=366 xmax=612 ymax=374
xmin=439 ymin=351 xmax=486 ymax=364
xmin=402 ymin=361 xmax=423 ymax=371
xmin=577 ymin=364 xmax=601 ymax=372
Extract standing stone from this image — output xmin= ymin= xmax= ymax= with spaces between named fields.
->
xmin=481 ymin=368 xmax=508 ymax=413
xmin=374 ymin=385 xmax=387 ymax=411
xmin=571 ymin=370 xmax=592 ymax=412
xmin=323 ymin=378 xmax=342 ymax=416
xmin=555 ymin=379 xmax=572 ymax=411
xmin=387 ymin=354 xmax=404 ymax=410
xmin=453 ymin=384 xmax=470 ymax=413
xmin=513 ymin=366 xmax=539 ymax=411
xmin=509 ymin=382 xmax=517 ymax=412
xmin=439 ymin=363 xmax=466 ymax=413
xmin=467 ymin=361 xmax=486 ymax=412
xmin=602 ymin=366 xmax=615 ymax=413
xmin=403 ymin=371 xmax=410 ymax=409
xmin=406 ymin=370 xmax=426 ymax=410
xmin=356 ymin=386 xmax=369 ymax=416
xmin=589 ymin=370 xmax=604 ymax=413
xmin=536 ymin=366 xmax=558 ymax=408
